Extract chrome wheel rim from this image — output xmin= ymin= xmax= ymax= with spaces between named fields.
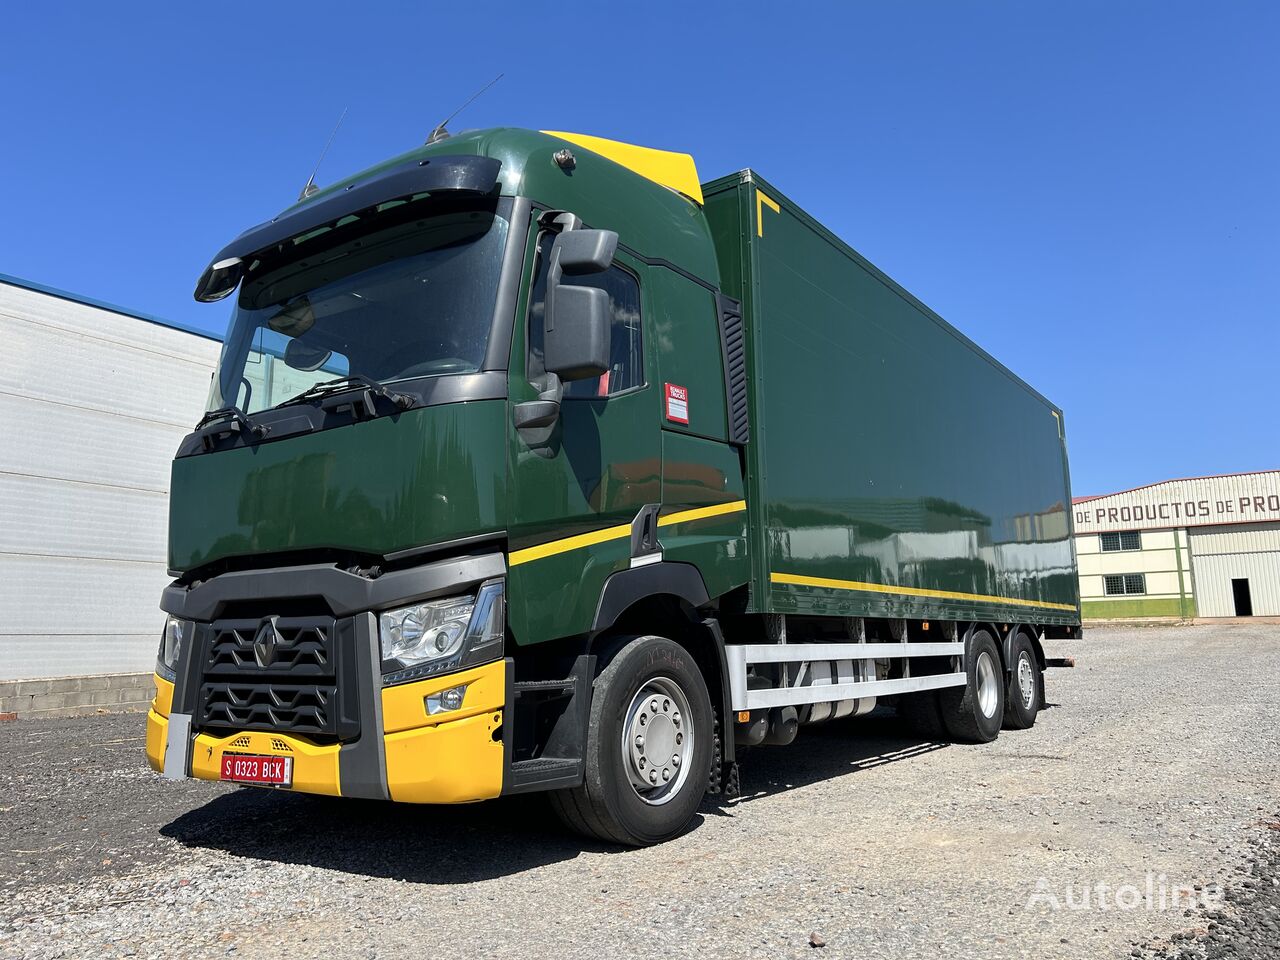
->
xmin=975 ymin=650 xmax=999 ymax=719
xmin=1017 ymin=652 xmax=1037 ymax=709
xmin=622 ymin=676 xmax=694 ymax=806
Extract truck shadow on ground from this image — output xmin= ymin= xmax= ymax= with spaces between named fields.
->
xmin=728 ymin=710 xmax=950 ymax=807
xmin=160 ymin=711 xmax=944 ymax=883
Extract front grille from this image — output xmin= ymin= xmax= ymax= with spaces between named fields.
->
xmin=205 ymin=619 xmax=333 ymax=677
xmin=197 ymin=615 xmax=356 ymax=741
xmin=201 ymin=681 xmax=336 ymax=735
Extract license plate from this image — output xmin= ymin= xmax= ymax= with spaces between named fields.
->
xmin=220 ymin=752 xmax=293 ymax=786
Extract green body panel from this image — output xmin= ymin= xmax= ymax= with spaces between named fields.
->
xmin=659 ymin=431 xmax=749 ymax=600
xmin=168 ymin=401 xmax=506 ymax=571
xmin=501 ymin=225 xmax=750 ymax=645
xmin=504 ymin=243 xmax=662 ymax=646
xmin=702 ymin=171 xmax=1080 ymax=626
xmin=1082 ymin=597 xmax=1195 ymax=619
xmin=649 ymin=268 xmax=729 ymax=442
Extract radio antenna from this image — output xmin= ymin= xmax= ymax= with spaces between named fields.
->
xmin=426 ymin=74 xmax=503 ymax=144
xmin=298 ymin=107 xmax=348 ymax=201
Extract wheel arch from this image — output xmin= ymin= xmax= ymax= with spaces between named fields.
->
xmin=586 ymin=563 xmax=733 ymax=770
xmin=999 ymin=623 xmax=1046 ymax=672
xmin=591 ymin=561 xmax=710 ymax=636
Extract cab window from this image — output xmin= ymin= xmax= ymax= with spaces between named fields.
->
xmin=527 ymin=232 xmax=643 ymax=399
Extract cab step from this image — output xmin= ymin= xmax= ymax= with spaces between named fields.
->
xmin=506 ymin=757 xmax=584 ymax=792
xmin=502 ymin=655 xmax=596 ymax=795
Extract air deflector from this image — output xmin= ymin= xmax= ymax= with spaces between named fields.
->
xmin=193 ymin=154 xmax=502 ymax=302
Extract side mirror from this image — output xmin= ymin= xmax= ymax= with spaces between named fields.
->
xmin=545 ymin=286 xmax=610 ymax=381
xmin=555 ymin=229 xmax=617 ymax=275
xmin=544 ymin=228 xmax=617 ymax=382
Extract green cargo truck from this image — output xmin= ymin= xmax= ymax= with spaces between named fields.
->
xmin=147 ymin=127 xmax=1080 ymax=846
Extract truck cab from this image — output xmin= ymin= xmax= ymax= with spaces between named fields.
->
xmin=148 ymin=129 xmax=751 ymax=845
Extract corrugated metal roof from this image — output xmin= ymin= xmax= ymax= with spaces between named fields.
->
xmin=1076 ymin=469 xmax=1280 ymax=503
xmin=0 ymin=272 xmax=222 ymax=343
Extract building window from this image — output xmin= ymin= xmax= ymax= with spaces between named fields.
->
xmin=1100 ymin=531 xmax=1142 ymax=552
xmin=1104 ymin=574 xmax=1146 ymax=596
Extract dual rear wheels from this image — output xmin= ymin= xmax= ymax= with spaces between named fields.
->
xmin=900 ymin=628 xmax=1043 ymax=743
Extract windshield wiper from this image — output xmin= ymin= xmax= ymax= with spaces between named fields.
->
xmin=277 ymin=374 xmax=415 ymax=413
xmin=193 ymin=407 xmax=269 ymax=451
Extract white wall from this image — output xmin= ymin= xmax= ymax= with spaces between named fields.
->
xmin=1190 ymin=523 xmax=1280 ymax=617
xmin=1075 ymin=526 xmax=1189 ymax=602
xmin=0 ymin=280 xmax=221 ymax=679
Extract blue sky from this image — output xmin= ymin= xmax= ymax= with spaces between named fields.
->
xmin=2 ymin=1 xmax=1276 ymax=495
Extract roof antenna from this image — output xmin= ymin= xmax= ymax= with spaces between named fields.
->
xmin=426 ymin=74 xmax=503 ymax=145
xmin=298 ymin=107 xmax=348 ymax=201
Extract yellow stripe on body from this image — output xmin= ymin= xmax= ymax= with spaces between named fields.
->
xmin=508 ymin=521 xmax=633 ymax=567
xmin=508 ymin=500 xmax=747 ymax=567
xmin=657 ymin=499 xmax=747 ymax=527
xmin=770 ymin=571 xmax=1078 ymax=613
xmin=756 ymin=189 xmax=780 ymax=236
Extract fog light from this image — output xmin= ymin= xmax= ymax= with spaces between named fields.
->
xmin=426 ymin=685 xmax=467 ymax=716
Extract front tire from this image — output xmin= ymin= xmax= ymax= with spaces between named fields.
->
xmin=939 ymin=629 xmax=1004 ymax=743
xmin=550 ymin=635 xmax=713 ymax=846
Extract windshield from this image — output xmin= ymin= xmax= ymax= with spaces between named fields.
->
xmin=207 ymin=198 xmax=509 ymax=413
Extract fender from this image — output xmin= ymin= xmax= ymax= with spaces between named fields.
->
xmin=590 ymin=561 xmax=710 ymax=633
xmin=1000 ymin=624 xmax=1045 ymax=672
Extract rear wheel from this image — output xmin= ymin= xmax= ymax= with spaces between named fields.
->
xmin=1002 ymin=632 xmax=1042 ymax=729
xmin=550 ymin=634 xmax=712 ymax=846
xmin=940 ymin=629 xmax=1004 ymax=743
xmin=898 ymin=690 xmax=947 ymax=739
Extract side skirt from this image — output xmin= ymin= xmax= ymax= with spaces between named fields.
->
xmin=725 ymin=641 xmax=966 ymax=712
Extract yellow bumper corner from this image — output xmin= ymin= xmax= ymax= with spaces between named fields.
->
xmin=145 ymin=673 xmax=174 ymax=773
xmin=381 ymin=659 xmax=505 ymax=804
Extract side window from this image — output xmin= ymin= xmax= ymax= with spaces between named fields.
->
xmin=527 ymin=232 xmax=644 ymax=399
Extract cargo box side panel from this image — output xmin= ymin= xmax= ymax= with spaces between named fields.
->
xmin=742 ymin=174 xmax=1078 ymax=625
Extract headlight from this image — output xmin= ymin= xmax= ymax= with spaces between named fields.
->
xmin=378 ymin=579 xmax=504 ymax=685
xmin=156 ymin=615 xmax=192 ymax=682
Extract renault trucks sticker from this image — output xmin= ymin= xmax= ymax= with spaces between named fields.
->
xmin=665 ymin=383 xmax=689 ymax=424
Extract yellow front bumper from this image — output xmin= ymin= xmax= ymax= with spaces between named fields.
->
xmin=145 ymin=674 xmax=174 ymax=773
xmin=144 ymin=659 xmax=506 ymax=804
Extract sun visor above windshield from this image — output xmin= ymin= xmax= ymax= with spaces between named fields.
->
xmin=193 ymin=154 xmax=502 ymax=302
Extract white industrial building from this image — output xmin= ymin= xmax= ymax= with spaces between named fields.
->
xmin=0 ymin=275 xmax=221 ymax=690
xmin=1073 ymin=471 xmax=1280 ymax=619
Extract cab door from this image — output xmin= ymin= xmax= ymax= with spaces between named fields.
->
xmin=506 ymin=225 xmax=659 ymax=646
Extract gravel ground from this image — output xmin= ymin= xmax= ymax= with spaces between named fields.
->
xmin=2 ymin=622 xmax=1278 ymax=960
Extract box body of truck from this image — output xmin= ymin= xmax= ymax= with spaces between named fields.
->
xmin=702 ymin=172 xmax=1078 ymax=626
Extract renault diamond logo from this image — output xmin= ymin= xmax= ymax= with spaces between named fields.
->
xmin=253 ymin=618 xmax=280 ymax=668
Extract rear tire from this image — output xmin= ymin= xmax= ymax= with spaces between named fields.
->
xmin=1002 ymin=632 xmax=1042 ymax=730
xmin=898 ymin=690 xmax=947 ymax=739
xmin=549 ymin=634 xmax=712 ymax=847
xmin=940 ymin=629 xmax=1004 ymax=743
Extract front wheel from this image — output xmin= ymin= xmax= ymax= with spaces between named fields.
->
xmin=550 ymin=635 xmax=713 ymax=846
